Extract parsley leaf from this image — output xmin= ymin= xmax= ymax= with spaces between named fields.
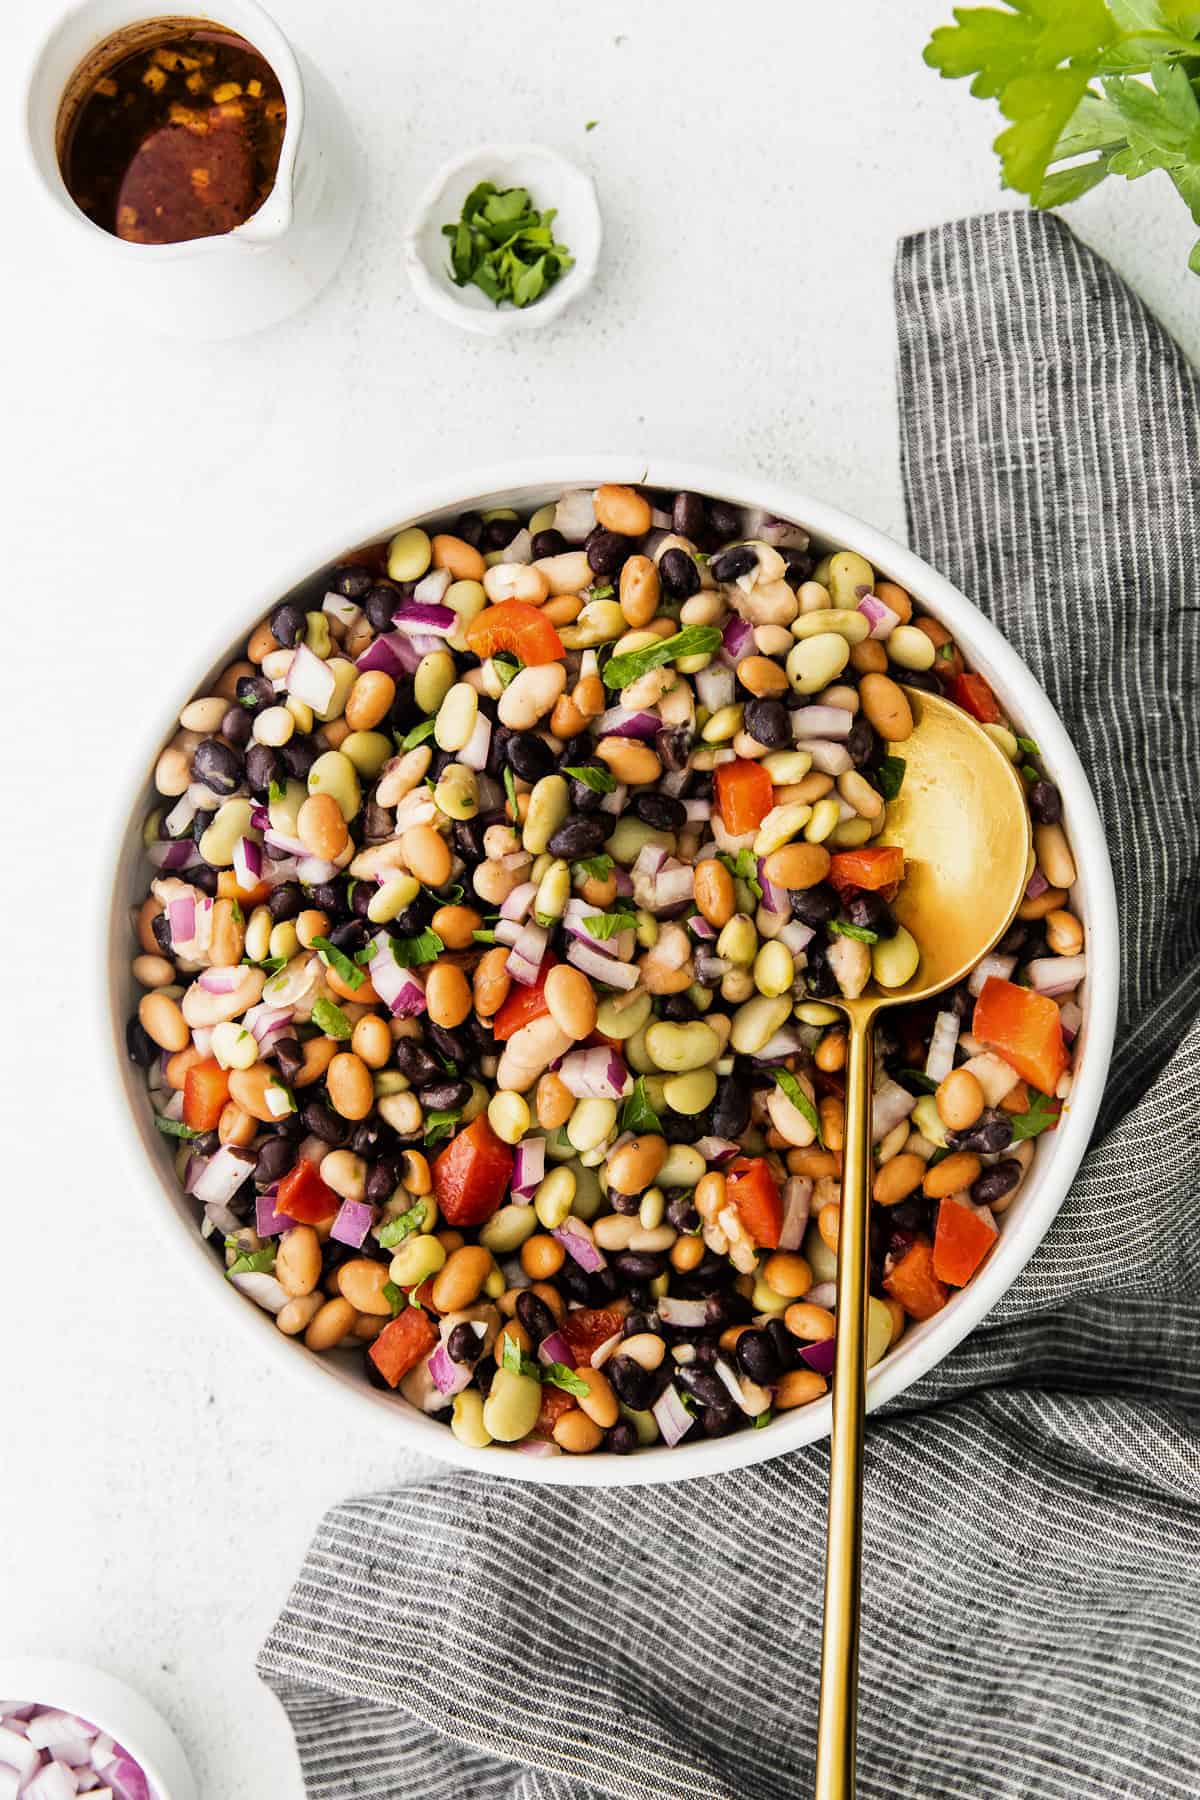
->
xmin=268 ymin=779 xmax=287 ymax=805
xmin=493 ymin=652 xmax=523 ymax=688
xmin=572 ymin=853 xmax=614 ymax=883
xmin=753 ymin=1409 xmax=774 ymax=1429
xmin=382 ymin=1280 xmax=409 ymax=1316
xmin=398 ymin=718 xmax=436 ymax=751
xmin=229 ymin=898 xmax=244 ymax=925
xmin=154 ymin=1116 xmax=204 ymax=1140
xmin=1008 ymin=1088 xmax=1061 ymax=1141
xmin=542 ymin=1363 xmax=591 ymax=1396
xmin=440 ymin=182 xmax=575 ymax=310
xmin=391 ymin=927 xmax=445 ymax=968
xmin=583 ymin=910 xmax=637 ymax=939
xmin=249 ymin=953 xmax=288 ymax=976
xmin=500 ymin=1334 xmax=543 ymax=1379
xmin=620 ymin=1075 xmax=662 ymax=1135
xmin=311 ymin=996 xmax=353 ymax=1039
xmin=312 ymin=935 xmax=365 ymax=990
xmin=564 ymin=764 xmax=617 ymax=794
xmin=875 ymin=755 xmax=907 ymax=801
xmin=378 ymin=1199 xmax=431 ymax=1248
xmin=424 ymin=1107 xmax=461 ymax=1146
xmin=227 ymin=1244 xmax=276 ymax=1277
xmin=829 ymin=918 xmax=879 ymax=944
xmin=503 ymin=766 xmax=519 ymax=818
xmin=586 ymin=118 xmax=599 ymax=130
xmin=354 ymin=940 xmax=378 ymax=965
xmin=719 ymin=848 xmax=763 ymax=901
xmin=1015 ymin=735 xmax=1042 ymax=755
xmin=774 ymin=1069 xmax=824 ymax=1143
xmin=602 ymin=626 xmax=723 ymax=689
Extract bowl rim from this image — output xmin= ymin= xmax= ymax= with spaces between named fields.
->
xmin=0 ymin=1655 xmax=197 ymax=1800
xmin=101 ymin=456 xmax=1119 ymax=1487
xmin=402 ymin=142 xmax=602 ymax=336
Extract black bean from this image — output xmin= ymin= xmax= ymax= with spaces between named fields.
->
xmin=530 ymin=528 xmax=568 ymax=559
xmin=608 ymin=1189 xmax=641 ymax=1216
xmin=244 ymin=743 xmax=279 ymax=798
xmin=949 ymin=983 xmax=974 ymax=1020
xmin=691 ymin=1338 xmax=720 ymax=1366
xmin=329 ymin=919 xmax=368 ymax=955
xmin=846 ymin=716 xmax=877 ymax=768
xmin=972 ymin=1159 xmax=1021 ymax=1207
xmin=843 ymin=890 xmax=896 ymax=936
xmin=191 ymin=865 xmax=219 ymax=896
xmin=482 ymin=517 xmax=517 ymax=552
xmin=417 ymin=1078 xmax=471 ymax=1112
xmin=548 ymin=816 xmax=609 ymax=859
xmin=557 ymin=1258 xmax=593 ymax=1304
xmin=508 ymin=732 xmax=557 ymax=783
xmin=736 ymin=1328 xmax=782 ymax=1385
xmin=612 ymin=1250 xmax=666 ymax=1285
xmin=666 ymin=1196 xmax=701 ymax=1234
xmin=516 ymin=1290 xmax=558 ymax=1345
xmin=586 ymin=529 xmax=630 ymax=577
xmin=333 ymin=565 xmax=374 ymax=600
xmin=452 ymin=818 xmax=487 ymax=864
xmin=996 ymin=921 xmax=1028 ymax=957
xmin=659 ymin=546 xmax=700 ymax=599
xmin=606 ymin=1420 xmax=637 ymax=1454
xmin=672 ymin=491 xmax=707 ymax=539
xmin=660 ymin=1108 xmax=701 ymax=1145
xmin=467 ymin=1016 xmax=497 ymax=1058
xmin=743 ymin=697 xmax=789 ymax=748
xmin=712 ymin=1081 xmax=751 ymax=1140
xmin=900 ymin=669 xmax=940 ymax=695
xmin=365 ymin=1159 xmax=401 ymax=1206
xmin=361 ymin=795 xmax=394 ymax=844
xmin=125 ymin=1016 xmax=157 ymax=1066
xmin=783 ymin=550 xmax=814 ymax=586
xmin=949 ymin=1108 xmax=1014 ymax=1154
xmin=474 ymin=1360 xmax=495 ymax=1398
xmin=392 ymin=1039 xmax=440 ymax=1084
xmin=633 ymin=791 xmax=686 ymax=830
xmin=655 ymin=725 xmax=692 ymax=772
xmin=365 ymin=583 xmax=402 ymax=632
xmin=188 ymin=1129 xmax=219 ymax=1160
xmin=657 ymin=994 xmax=698 ymax=1022
xmin=607 ymin=1356 xmax=656 ymax=1410
xmin=1029 ymin=781 xmax=1062 ymax=825
xmin=192 ymin=738 xmax=242 ymax=797
xmin=349 ymin=1117 xmax=384 ymax=1158
xmin=270 ymin=602 xmax=306 ymax=647
xmin=151 ymin=912 xmax=174 ymax=957
xmin=566 ymin=772 xmax=605 ymax=814
xmin=273 ymin=1037 xmax=304 ymax=1083
xmin=254 ymin=1135 xmax=295 ymax=1187
xmin=235 ymin=674 xmax=274 ymax=715
xmin=424 ymin=1022 xmax=469 ymax=1065
xmin=705 ymin=498 xmax=741 ymax=539
xmin=303 ymin=1101 xmax=348 ymax=1146
xmin=804 ymin=940 xmax=839 ymax=999
xmin=351 ymin=882 xmax=377 ymax=922
xmin=790 ymin=881 xmax=841 ymax=926
xmin=677 ymin=1366 xmax=728 ymax=1409
xmin=710 ymin=544 xmax=757 ymax=583
xmin=702 ymin=1398 xmax=737 ymax=1437
xmin=279 ymin=737 xmax=318 ymax=782
xmin=446 ymin=1321 xmax=482 ymax=1364
xmin=454 ymin=510 xmax=485 ymax=548
xmin=221 ymin=706 xmax=252 ymax=750
xmin=764 ymin=1316 xmax=798 ymax=1372
xmin=192 ymin=809 xmax=215 ymax=846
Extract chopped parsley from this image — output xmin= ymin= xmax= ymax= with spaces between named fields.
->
xmin=541 ymin=1363 xmax=590 ymax=1397
xmin=311 ymin=996 xmax=353 ymax=1039
xmin=602 ymin=625 xmax=722 ymax=690
xmin=398 ymin=718 xmax=436 ymax=751
xmin=719 ymin=848 xmax=763 ymax=901
xmin=472 ymin=928 xmax=498 ymax=944
xmin=268 ymin=780 xmax=287 ymax=805
xmin=424 ymin=1108 xmax=461 ymax=1146
xmin=572 ymin=853 xmax=614 ymax=883
xmin=354 ymin=940 xmax=379 ymax=965
xmin=1015 ymin=736 xmax=1041 ymax=756
xmin=897 ymin=1068 xmax=940 ymax=1094
xmin=500 ymin=1334 xmax=543 ymax=1380
xmin=753 ymin=1409 xmax=774 ymax=1429
xmin=875 ymin=755 xmax=906 ymax=801
xmin=312 ymin=936 xmax=365 ymax=990
xmin=248 ymin=953 xmax=288 ymax=976
xmin=1021 ymin=763 xmax=1040 ymax=784
xmin=621 ymin=1075 xmax=662 ymax=1136
xmin=442 ymin=181 xmax=575 ymax=311
xmin=774 ymin=1070 xmax=823 ymax=1144
xmin=493 ymin=652 xmax=523 ymax=688
xmin=154 ymin=1116 xmax=204 ymax=1140
xmin=382 ymin=1281 xmax=411 ymax=1316
xmin=829 ymin=918 xmax=879 ymax=944
xmin=391 ymin=927 xmax=445 ymax=968
xmin=226 ymin=1243 xmax=277 ymax=1278
xmin=378 ymin=1199 xmax=430 ymax=1249
xmin=503 ymin=766 xmax=519 ymax=818
xmin=565 ymin=764 xmax=617 ymax=794
xmin=583 ymin=911 xmax=637 ymax=939
xmin=1008 ymin=1089 xmax=1060 ymax=1142
xmin=229 ymin=898 xmax=244 ymax=925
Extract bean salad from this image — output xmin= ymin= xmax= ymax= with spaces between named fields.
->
xmin=126 ymin=485 xmax=1085 ymax=1456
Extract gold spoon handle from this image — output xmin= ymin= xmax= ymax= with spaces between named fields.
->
xmin=815 ymin=1008 xmax=875 ymax=1800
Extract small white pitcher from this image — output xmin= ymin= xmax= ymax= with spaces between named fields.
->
xmin=23 ymin=0 xmax=362 ymax=338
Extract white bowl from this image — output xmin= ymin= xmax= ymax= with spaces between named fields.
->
xmin=0 ymin=1656 xmax=196 ymax=1800
xmin=102 ymin=459 xmax=1119 ymax=1487
xmin=404 ymin=143 xmax=601 ymax=335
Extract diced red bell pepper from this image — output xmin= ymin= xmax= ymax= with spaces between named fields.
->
xmin=491 ymin=956 xmax=557 ymax=1041
xmin=829 ymin=846 xmax=905 ymax=893
xmin=558 ymin=1305 xmax=627 ymax=1365
xmin=369 ymin=1307 xmax=439 ymax=1388
xmin=433 ymin=1114 xmax=514 ymax=1227
xmin=182 ymin=1058 xmax=231 ymax=1131
xmin=932 ymin=1195 xmax=1000 ymax=1287
xmin=276 ymin=1158 xmax=340 ymax=1224
xmin=726 ymin=1156 xmax=783 ymax=1249
xmin=883 ymin=1237 xmax=949 ymax=1321
xmin=949 ymin=671 xmax=1003 ymax=725
xmin=466 ymin=600 xmax=564 ymax=667
xmin=531 ymin=1385 xmax=578 ymax=1439
xmin=714 ymin=758 xmax=774 ymax=835
xmin=973 ymin=977 xmax=1068 ymax=1097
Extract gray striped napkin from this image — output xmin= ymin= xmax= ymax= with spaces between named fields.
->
xmin=258 ymin=213 xmax=1200 ymax=1800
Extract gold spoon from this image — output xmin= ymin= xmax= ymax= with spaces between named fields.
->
xmin=814 ymin=687 xmax=1032 ymax=1800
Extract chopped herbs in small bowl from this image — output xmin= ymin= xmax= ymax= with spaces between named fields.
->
xmin=406 ymin=144 xmax=601 ymax=336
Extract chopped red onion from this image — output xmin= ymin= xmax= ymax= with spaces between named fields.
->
xmin=612 ymin=866 xmax=634 ymax=898
xmin=536 ymin=1328 xmax=572 ymax=1366
xmin=515 ymin=1438 xmax=561 ymax=1456
xmin=657 ymin=1296 xmax=709 ymax=1328
xmin=779 ymin=920 xmax=815 ymax=956
xmin=1028 ymin=954 xmax=1086 ymax=995
xmin=758 ymin=515 xmax=809 ymax=549
xmin=553 ymin=489 xmax=596 ymax=542
xmin=232 ymin=835 xmax=262 ymax=889
xmin=499 ymin=527 xmax=533 ymax=564
xmin=694 ymin=952 xmax=730 ymax=984
xmin=192 ymin=1145 xmax=254 ymax=1205
xmin=228 ymin=1269 xmax=289 ymax=1313
xmin=242 ymin=1003 xmax=294 ymax=1053
xmin=1059 ymin=998 xmax=1083 ymax=1042
xmin=558 ymin=1046 xmax=631 ymax=1100
xmin=800 ymin=1336 xmax=837 ymax=1376
xmin=427 ymin=1342 xmax=474 ymax=1397
xmin=506 ymin=920 xmax=549 ymax=986
xmin=806 ymin=1281 xmax=837 ymax=1309
xmin=590 ymin=1329 xmax=624 ymax=1368
xmin=754 ymin=1026 xmax=804 ymax=1062
xmin=163 ymin=792 xmax=196 ymax=837
xmin=695 ymin=1135 xmax=739 ymax=1164
xmin=689 ymin=913 xmax=717 ymax=940
xmin=652 ymin=1383 xmax=694 ymax=1447
xmin=566 ymin=940 xmax=640 ymax=988
xmin=791 ymin=705 xmax=854 ymax=740
xmin=499 ymin=881 xmax=536 ymax=923
xmin=552 ymin=1218 xmax=607 ymax=1273
xmin=198 ymin=964 xmax=241 ymax=994
xmin=249 ymin=805 xmax=270 ymax=830
xmin=331 ymin=1199 xmax=377 ymax=1248
xmin=263 ymin=825 xmax=309 ymax=859
xmin=167 ymin=895 xmax=196 ymax=946
xmin=297 ymin=854 xmax=341 ymax=885
xmin=391 ymin=601 xmax=456 ymax=639
xmin=683 ymin=798 xmax=712 ymax=823
xmin=633 ymin=843 xmax=670 ymax=881
xmin=757 ymin=858 xmax=788 ymax=914
xmin=493 ymin=918 xmax=522 ymax=948
xmin=21 ymin=1765 xmax=77 ymax=1800
xmin=368 ymin=937 xmax=428 ymax=1016
xmin=924 ymin=1009 xmax=961 ymax=1084
xmin=594 ymin=706 xmax=662 ymax=738
xmin=0 ymin=1727 xmax=38 ymax=1784
xmin=968 ymin=953 xmax=1017 ymax=997
xmin=649 ymin=505 xmax=673 ymax=530
xmin=858 ymin=595 xmax=901 ymax=639
xmin=355 ymin=632 xmax=408 ymax=679
xmin=658 ymin=765 xmax=690 ymax=798
xmin=653 ymin=862 xmax=696 ymax=911
xmin=872 ymin=1079 xmax=918 ymax=1142
xmin=720 ymin=614 xmax=754 ymax=664
xmin=779 ymin=1176 xmax=813 ymax=1250
xmin=695 ymin=663 xmax=736 ymax=712
xmin=1025 ymin=867 xmax=1049 ymax=901
xmin=805 ymin=739 xmax=854 ymax=776
xmin=458 ymin=711 xmax=493 ymax=771
xmin=599 ymin=782 xmax=628 ymax=815
xmin=286 ymin=642 xmax=336 ymax=713
xmin=323 ymin=589 xmax=362 ymax=626
xmin=511 ymin=1135 xmax=545 ymax=1200
xmin=501 ymin=848 xmax=533 ymax=871
xmin=257 ymin=1190 xmax=298 ymax=1236
xmin=146 ymin=839 xmax=197 ymax=872
xmin=157 ymin=1090 xmax=185 ymax=1125
xmin=412 ymin=567 xmax=452 ymax=605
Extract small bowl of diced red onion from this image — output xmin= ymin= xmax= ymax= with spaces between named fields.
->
xmin=0 ymin=1659 xmax=196 ymax=1800
xmin=105 ymin=463 xmax=1118 ymax=1485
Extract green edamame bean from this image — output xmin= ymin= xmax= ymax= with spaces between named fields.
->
xmin=662 ymin=1069 xmax=717 ymax=1115
xmin=701 ymin=703 xmax=744 ymax=743
xmin=534 ymin=1164 xmax=577 ymax=1228
xmin=752 ymin=1277 xmax=790 ymax=1315
xmin=245 ymin=904 xmax=272 ymax=963
xmin=827 ymin=816 xmax=873 ymax=848
xmin=307 ymin=750 xmax=361 ymax=822
xmin=451 ymin=1388 xmax=493 ymax=1448
xmin=461 ymin=1078 xmax=489 ymax=1124
xmin=983 ymin=722 xmax=1020 ymax=762
xmin=622 ymin=1028 xmax=654 ymax=1075
xmin=872 ymin=924 xmax=920 ymax=989
xmin=638 ymin=1186 xmax=666 ymax=1230
xmin=887 ymin=625 xmax=936 ymax=671
xmin=340 ymin=731 xmax=392 ymax=778
xmin=387 ymin=526 xmax=432 ymax=583
xmin=389 ymin=1233 xmax=446 ymax=1287
xmin=414 ymin=649 xmax=456 ymax=718
xmin=523 ymin=775 xmax=569 ymax=855
xmin=805 ymin=797 xmax=841 ymax=843
xmin=730 ymin=993 xmax=792 ymax=1055
xmin=595 ymin=992 xmax=652 ymax=1040
xmin=658 ymin=1144 xmax=705 ymax=1188
xmin=566 ymin=1098 xmax=618 ymax=1154
xmin=606 ymin=818 xmax=675 ymax=866
xmin=269 ymin=778 xmax=306 ymax=837
xmin=716 ymin=914 xmax=757 ymax=966
xmin=762 ymin=749 xmax=813 ymax=784
xmin=198 ymin=798 xmax=253 ymax=868
xmin=478 ymin=1205 xmax=539 ymax=1256
xmin=795 ymin=1001 xmax=841 ymax=1026
xmin=482 ymin=1369 xmax=542 ymax=1442
xmin=643 ymin=1019 xmax=720 ymax=1073
xmin=559 ymin=599 xmax=625 ymax=647
xmin=754 ymin=939 xmax=794 ymax=997
xmin=866 ymin=1296 xmax=894 ymax=1368
xmin=826 ymin=550 xmax=875 ymax=609
xmin=304 ymin=611 xmax=332 ymax=658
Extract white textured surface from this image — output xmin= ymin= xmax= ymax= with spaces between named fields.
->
xmin=0 ymin=2 xmax=1195 ymax=1795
